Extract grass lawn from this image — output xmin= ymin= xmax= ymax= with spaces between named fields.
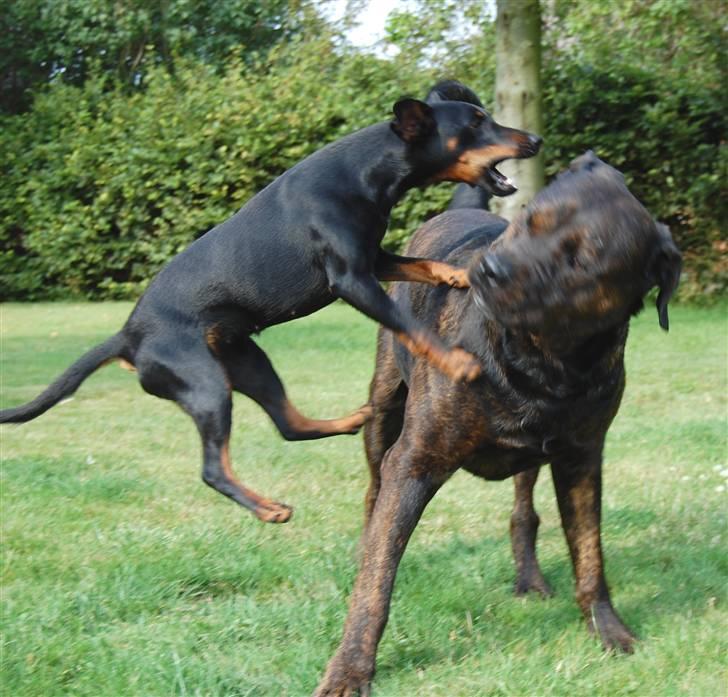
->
xmin=1 ymin=301 xmax=726 ymax=696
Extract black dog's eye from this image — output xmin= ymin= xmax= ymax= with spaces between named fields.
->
xmin=470 ymin=111 xmax=485 ymax=129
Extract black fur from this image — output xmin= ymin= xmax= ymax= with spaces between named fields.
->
xmin=1 ymin=82 xmax=541 ymax=524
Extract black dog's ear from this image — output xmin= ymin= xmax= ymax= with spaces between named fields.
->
xmin=391 ymin=99 xmax=436 ymax=143
xmin=649 ymin=223 xmax=682 ymax=331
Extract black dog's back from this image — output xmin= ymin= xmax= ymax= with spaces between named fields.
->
xmin=129 ymin=123 xmax=393 ymax=338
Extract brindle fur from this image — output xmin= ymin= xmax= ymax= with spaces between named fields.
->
xmin=315 ymin=152 xmax=682 ymax=696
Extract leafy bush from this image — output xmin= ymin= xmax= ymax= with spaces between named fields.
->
xmin=542 ymin=60 xmax=726 ymax=301
xmin=0 ymin=41 xmax=450 ymax=299
xmin=1 ymin=29 xmax=724 ymax=301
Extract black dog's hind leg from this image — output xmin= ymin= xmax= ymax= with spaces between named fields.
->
xmin=135 ymin=337 xmax=293 ymax=523
xmin=219 ymin=337 xmax=371 ymax=441
xmin=511 ymin=467 xmax=553 ymax=597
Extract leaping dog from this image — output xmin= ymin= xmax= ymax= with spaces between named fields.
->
xmin=0 ymin=82 xmax=541 ymax=524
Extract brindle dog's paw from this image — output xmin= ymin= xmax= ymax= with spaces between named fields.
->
xmin=255 ymin=502 xmax=293 ymax=524
xmin=514 ymin=573 xmax=554 ymax=598
xmin=313 ymin=676 xmax=371 ymax=697
xmin=588 ymin=601 xmax=637 ymax=654
xmin=314 ymin=656 xmax=373 ymax=697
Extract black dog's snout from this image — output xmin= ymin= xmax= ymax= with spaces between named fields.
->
xmin=524 ymin=134 xmax=543 ymax=156
xmin=479 ymin=254 xmax=511 ymax=286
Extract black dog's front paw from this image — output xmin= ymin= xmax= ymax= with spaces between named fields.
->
xmin=446 ymin=267 xmax=471 ymax=289
xmin=347 ymin=404 xmax=374 ymax=434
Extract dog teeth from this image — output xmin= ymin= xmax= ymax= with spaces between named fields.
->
xmin=504 ymin=176 xmax=514 ymax=187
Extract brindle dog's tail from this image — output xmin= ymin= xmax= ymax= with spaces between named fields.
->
xmin=0 ymin=333 xmax=126 ymax=423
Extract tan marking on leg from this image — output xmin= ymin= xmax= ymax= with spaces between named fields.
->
xmin=219 ymin=441 xmax=293 ymax=523
xmin=395 ymin=331 xmax=481 ymax=382
xmin=377 ymin=259 xmax=470 ymax=288
xmin=282 ymin=400 xmax=373 ymax=436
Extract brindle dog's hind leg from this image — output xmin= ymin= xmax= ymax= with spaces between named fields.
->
xmin=511 ymin=467 xmax=553 ymax=597
xmin=135 ymin=333 xmax=293 ymax=523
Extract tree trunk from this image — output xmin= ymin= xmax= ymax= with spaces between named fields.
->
xmin=492 ymin=0 xmax=544 ymax=221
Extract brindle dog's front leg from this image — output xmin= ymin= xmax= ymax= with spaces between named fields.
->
xmin=314 ymin=445 xmax=449 ymax=697
xmin=551 ymin=447 xmax=636 ymax=652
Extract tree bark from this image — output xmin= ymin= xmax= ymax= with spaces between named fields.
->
xmin=492 ymin=0 xmax=544 ymax=221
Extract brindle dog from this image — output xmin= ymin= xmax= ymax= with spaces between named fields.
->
xmin=315 ymin=152 xmax=682 ymax=696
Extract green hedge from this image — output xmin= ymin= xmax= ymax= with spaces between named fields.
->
xmin=0 ymin=41 xmax=457 ymax=299
xmin=1 ymin=38 xmax=724 ymax=301
xmin=542 ymin=60 xmax=727 ymax=302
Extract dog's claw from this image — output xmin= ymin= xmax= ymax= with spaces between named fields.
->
xmin=349 ymin=404 xmax=374 ymax=433
xmin=447 ymin=268 xmax=471 ymax=289
xmin=313 ymin=679 xmax=371 ymax=697
xmin=514 ymin=575 xmax=553 ymax=598
xmin=314 ymin=655 xmax=373 ymax=697
xmin=588 ymin=601 xmax=637 ymax=653
xmin=255 ymin=502 xmax=293 ymax=524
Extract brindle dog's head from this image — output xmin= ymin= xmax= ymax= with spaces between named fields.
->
xmin=469 ymin=152 xmax=682 ymax=343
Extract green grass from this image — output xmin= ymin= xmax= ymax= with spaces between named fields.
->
xmin=1 ymin=301 xmax=726 ymax=696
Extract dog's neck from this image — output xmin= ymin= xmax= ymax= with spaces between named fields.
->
xmin=505 ymin=324 xmax=628 ymax=396
xmin=354 ymin=126 xmax=448 ymax=213
xmin=460 ymin=303 xmax=629 ymax=399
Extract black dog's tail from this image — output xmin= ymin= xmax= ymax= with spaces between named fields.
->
xmin=0 ymin=333 xmax=126 ymax=423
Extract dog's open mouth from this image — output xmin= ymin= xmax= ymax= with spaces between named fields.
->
xmin=479 ymin=161 xmax=517 ymax=196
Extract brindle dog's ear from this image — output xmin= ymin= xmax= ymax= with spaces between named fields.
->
xmin=526 ymin=200 xmax=577 ymax=235
xmin=391 ymin=99 xmax=436 ymax=143
xmin=650 ymin=223 xmax=682 ymax=331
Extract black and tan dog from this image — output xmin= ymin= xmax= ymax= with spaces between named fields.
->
xmin=315 ymin=152 xmax=682 ymax=695
xmin=0 ymin=83 xmax=541 ymax=524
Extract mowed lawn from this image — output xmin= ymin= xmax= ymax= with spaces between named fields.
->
xmin=1 ymin=301 xmax=726 ymax=697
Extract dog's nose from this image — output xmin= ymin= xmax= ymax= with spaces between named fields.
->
xmin=527 ymin=134 xmax=543 ymax=153
xmin=479 ymin=254 xmax=511 ymax=286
